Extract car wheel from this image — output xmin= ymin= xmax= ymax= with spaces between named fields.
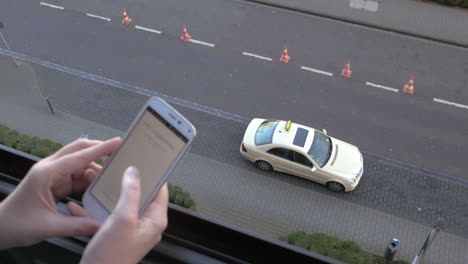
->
xmin=255 ymin=160 xmax=272 ymax=171
xmin=326 ymin=181 xmax=345 ymax=192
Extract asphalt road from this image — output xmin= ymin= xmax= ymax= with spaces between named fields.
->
xmin=1 ymin=0 xmax=467 ymax=180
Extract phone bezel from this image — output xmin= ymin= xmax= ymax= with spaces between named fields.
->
xmin=83 ymin=97 xmax=196 ymax=222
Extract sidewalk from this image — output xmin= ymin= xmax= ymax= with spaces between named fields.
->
xmin=251 ymin=0 xmax=468 ymax=47
xmin=0 ymin=59 xmax=123 ymax=143
xmin=1 ymin=56 xmax=467 ymax=263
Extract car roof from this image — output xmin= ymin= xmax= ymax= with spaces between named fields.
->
xmin=272 ymin=121 xmax=316 ymax=153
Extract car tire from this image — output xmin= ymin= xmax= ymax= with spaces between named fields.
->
xmin=255 ymin=160 xmax=272 ymax=171
xmin=326 ymin=181 xmax=345 ymax=192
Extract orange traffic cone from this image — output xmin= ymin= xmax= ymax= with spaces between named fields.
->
xmin=279 ymin=47 xmax=291 ymax=63
xmin=341 ymin=60 xmax=352 ymax=78
xmin=121 ymin=9 xmax=132 ymax=25
xmin=403 ymin=77 xmax=415 ymax=94
xmin=181 ymin=25 xmax=191 ymax=41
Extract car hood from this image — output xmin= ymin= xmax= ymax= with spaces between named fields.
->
xmin=323 ymin=138 xmax=362 ymax=178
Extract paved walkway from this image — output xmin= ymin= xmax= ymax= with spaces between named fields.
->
xmin=1 ymin=55 xmax=467 ymax=263
xmin=250 ymin=0 xmax=468 ymax=47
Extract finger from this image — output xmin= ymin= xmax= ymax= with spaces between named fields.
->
xmin=67 ymin=201 xmax=90 ymax=217
xmin=88 ymin=161 xmax=102 ymax=172
xmin=140 ymin=183 xmax=169 ymax=234
xmin=52 ymin=137 xmax=121 ymax=176
xmin=48 ymin=215 xmax=101 ymax=238
xmin=47 ymin=138 xmax=103 ymax=161
xmin=71 ymin=161 xmax=101 ymax=180
xmin=71 ymin=168 xmax=98 ymax=193
xmin=113 ymin=167 xmax=141 ymax=221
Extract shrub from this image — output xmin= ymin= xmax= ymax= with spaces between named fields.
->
xmin=168 ymin=183 xmax=197 ymax=210
xmin=0 ymin=125 xmax=9 ymax=138
xmin=16 ymin=135 xmax=36 ymax=154
xmin=1 ymin=130 xmax=20 ymax=148
xmin=280 ymin=231 xmax=371 ymax=264
xmin=279 ymin=231 xmax=307 ymax=244
xmin=428 ymin=0 xmax=468 ymax=7
xmin=31 ymin=139 xmax=57 ymax=158
xmin=447 ymin=0 xmax=462 ymax=5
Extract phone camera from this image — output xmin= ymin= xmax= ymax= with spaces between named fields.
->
xmin=188 ymin=129 xmax=191 ymax=133
xmin=178 ymin=120 xmax=182 ymax=125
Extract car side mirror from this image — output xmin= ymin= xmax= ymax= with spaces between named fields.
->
xmin=322 ymin=129 xmax=327 ymax=135
xmin=311 ymin=167 xmax=317 ymax=172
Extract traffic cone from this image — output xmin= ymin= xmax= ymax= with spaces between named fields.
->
xmin=403 ymin=77 xmax=415 ymax=94
xmin=279 ymin=46 xmax=291 ymax=63
xmin=121 ymin=9 xmax=132 ymax=25
xmin=341 ymin=60 xmax=352 ymax=78
xmin=181 ymin=25 xmax=191 ymax=41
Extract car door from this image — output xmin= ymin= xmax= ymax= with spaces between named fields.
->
xmin=266 ymin=147 xmax=295 ymax=174
xmin=290 ymin=151 xmax=321 ymax=182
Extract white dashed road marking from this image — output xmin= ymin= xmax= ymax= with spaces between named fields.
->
xmin=433 ymin=98 xmax=468 ymax=110
xmin=301 ymin=66 xmax=333 ymax=77
xmin=86 ymin=13 xmax=111 ymax=22
xmin=40 ymin=2 xmax=64 ymax=10
xmin=188 ymin=39 xmax=215 ymax=48
xmin=135 ymin=25 xmax=162 ymax=34
xmin=365 ymin=82 xmax=399 ymax=93
xmin=242 ymin=52 xmax=272 ymax=62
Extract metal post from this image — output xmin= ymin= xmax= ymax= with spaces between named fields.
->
xmin=45 ymin=98 xmax=55 ymax=114
xmin=412 ymin=218 xmax=447 ymax=264
xmin=0 ymin=22 xmax=19 ymax=67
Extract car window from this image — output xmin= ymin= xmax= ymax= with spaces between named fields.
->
xmin=255 ymin=121 xmax=279 ymax=146
xmin=267 ymin=148 xmax=293 ymax=161
xmin=293 ymin=151 xmax=313 ymax=168
xmin=307 ymin=131 xmax=332 ymax=167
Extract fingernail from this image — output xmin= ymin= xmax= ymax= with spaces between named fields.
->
xmin=125 ymin=166 xmax=138 ymax=179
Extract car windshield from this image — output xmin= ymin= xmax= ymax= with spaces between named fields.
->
xmin=255 ymin=120 xmax=279 ymax=146
xmin=307 ymin=131 xmax=332 ymax=167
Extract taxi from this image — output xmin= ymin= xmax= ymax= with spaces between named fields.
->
xmin=240 ymin=119 xmax=364 ymax=192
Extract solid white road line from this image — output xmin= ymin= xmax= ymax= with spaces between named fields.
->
xmin=242 ymin=52 xmax=272 ymax=61
xmin=135 ymin=25 xmax=162 ymax=34
xmin=433 ymin=98 xmax=468 ymax=110
xmin=301 ymin=66 xmax=333 ymax=77
xmin=40 ymin=2 xmax=64 ymax=10
xmin=188 ymin=39 xmax=215 ymax=47
xmin=365 ymin=82 xmax=399 ymax=93
xmin=86 ymin=13 xmax=111 ymax=22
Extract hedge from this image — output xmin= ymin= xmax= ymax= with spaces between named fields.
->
xmin=426 ymin=0 xmax=468 ymax=8
xmin=280 ymin=231 xmax=409 ymax=264
xmin=0 ymin=124 xmax=197 ymax=210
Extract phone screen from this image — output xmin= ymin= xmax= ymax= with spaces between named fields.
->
xmin=91 ymin=107 xmax=188 ymax=212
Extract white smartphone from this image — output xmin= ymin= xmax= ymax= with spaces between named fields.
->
xmin=83 ymin=97 xmax=196 ymax=222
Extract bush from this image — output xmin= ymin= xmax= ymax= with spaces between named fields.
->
xmin=168 ymin=183 xmax=197 ymax=210
xmin=280 ymin=231 xmax=307 ymax=244
xmin=0 ymin=125 xmax=9 ymax=138
xmin=280 ymin=231 xmax=371 ymax=264
xmin=31 ymin=139 xmax=57 ymax=158
xmin=1 ymin=130 xmax=20 ymax=148
xmin=447 ymin=0 xmax=462 ymax=5
xmin=427 ymin=0 xmax=468 ymax=7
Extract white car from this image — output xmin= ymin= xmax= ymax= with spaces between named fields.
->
xmin=240 ymin=119 xmax=364 ymax=192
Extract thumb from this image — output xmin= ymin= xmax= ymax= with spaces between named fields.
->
xmin=113 ymin=166 xmax=141 ymax=220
